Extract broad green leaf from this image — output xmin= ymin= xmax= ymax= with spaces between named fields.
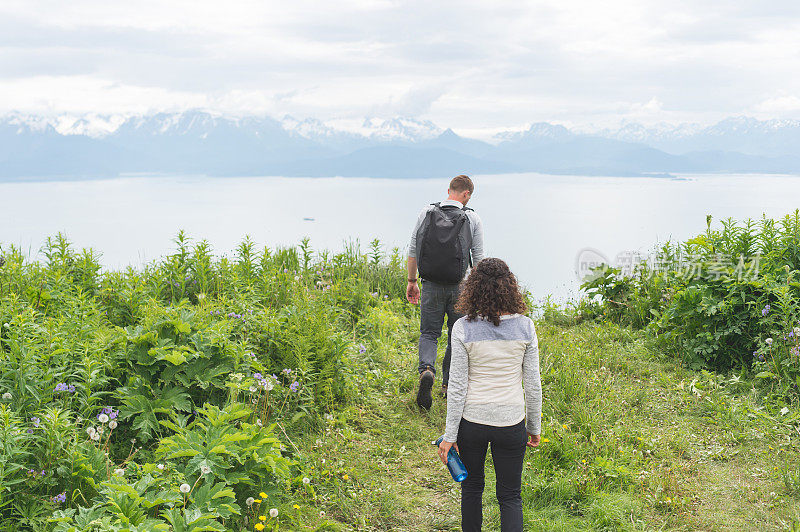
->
xmin=164 ymin=350 xmax=187 ymax=365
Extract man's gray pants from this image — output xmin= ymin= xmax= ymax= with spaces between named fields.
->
xmin=418 ymin=279 xmax=463 ymax=386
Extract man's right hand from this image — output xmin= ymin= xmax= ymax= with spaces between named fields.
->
xmin=406 ymin=282 xmax=420 ymax=305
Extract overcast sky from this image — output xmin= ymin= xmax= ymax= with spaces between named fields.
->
xmin=1 ymin=0 xmax=799 ymax=133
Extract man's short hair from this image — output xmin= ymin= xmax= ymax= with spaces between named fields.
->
xmin=449 ymin=174 xmax=474 ymax=194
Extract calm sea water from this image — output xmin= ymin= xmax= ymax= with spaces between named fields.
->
xmin=2 ymin=172 xmax=800 ymax=300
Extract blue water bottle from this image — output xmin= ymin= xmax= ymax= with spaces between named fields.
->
xmin=433 ymin=436 xmax=468 ymax=482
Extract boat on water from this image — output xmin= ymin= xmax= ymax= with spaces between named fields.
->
xmin=303 ymin=217 xmax=315 ymax=221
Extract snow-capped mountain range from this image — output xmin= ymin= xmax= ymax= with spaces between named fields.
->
xmin=1 ymin=110 xmax=799 ymax=179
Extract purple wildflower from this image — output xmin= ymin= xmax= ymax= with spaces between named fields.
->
xmin=762 ymin=304 xmax=771 ymax=316
xmin=52 ymin=491 xmax=66 ymax=504
xmin=253 ymin=373 xmax=263 ymax=381
xmin=358 ymin=344 xmax=367 ymax=354
xmin=282 ymin=368 xmax=292 ymax=375
xmin=27 ymin=429 xmax=33 ymax=434
xmin=98 ymin=406 xmax=119 ymax=420
xmin=31 ymin=417 xmax=40 ymax=428
xmin=290 ymin=381 xmax=300 ymax=392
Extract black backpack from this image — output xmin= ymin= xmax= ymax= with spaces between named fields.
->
xmin=416 ymin=203 xmax=474 ymax=285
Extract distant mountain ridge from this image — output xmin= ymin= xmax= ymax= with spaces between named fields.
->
xmin=1 ymin=110 xmax=799 ymax=179
xmin=597 ymin=116 xmax=800 ymax=157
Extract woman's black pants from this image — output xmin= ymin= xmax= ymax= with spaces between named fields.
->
xmin=456 ymin=418 xmax=527 ymax=531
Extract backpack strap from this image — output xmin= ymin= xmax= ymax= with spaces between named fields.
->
xmin=432 ymin=201 xmax=473 ymax=212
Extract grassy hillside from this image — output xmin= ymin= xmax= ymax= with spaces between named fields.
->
xmin=0 ymin=231 xmax=799 ymax=531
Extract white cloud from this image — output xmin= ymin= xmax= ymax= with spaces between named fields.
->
xmin=0 ymin=76 xmax=208 ymax=115
xmin=753 ymin=95 xmax=800 ymax=114
xmin=0 ymin=0 xmax=799 ymax=129
xmin=369 ymin=84 xmax=448 ymax=117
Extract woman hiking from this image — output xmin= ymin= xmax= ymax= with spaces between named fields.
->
xmin=437 ymin=257 xmax=542 ymax=531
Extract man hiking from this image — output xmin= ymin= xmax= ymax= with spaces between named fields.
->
xmin=406 ymin=174 xmax=484 ymax=410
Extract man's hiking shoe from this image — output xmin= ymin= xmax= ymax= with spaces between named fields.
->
xmin=416 ymin=369 xmax=434 ymax=410
xmin=441 ymin=383 xmax=448 ymax=399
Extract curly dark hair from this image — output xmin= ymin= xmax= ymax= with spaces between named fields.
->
xmin=456 ymin=258 xmax=527 ymax=326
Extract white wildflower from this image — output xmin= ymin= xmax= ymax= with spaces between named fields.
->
xmin=91 ymin=432 xmax=100 ymax=441
xmin=200 ymin=465 xmax=211 ymax=475
xmin=179 ymin=483 xmax=191 ymax=494
xmin=302 ymin=477 xmax=310 ymax=484
xmin=263 ymin=380 xmax=274 ymax=391
xmin=256 ymin=419 xmax=263 ymax=427
xmin=2 ymin=323 xmax=8 ymax=328
xmin=1 ymin=392 xmax=11 ymax=400
xmin=319 ymin=510 xmax=326 ymax=517
xmin=249 ymin=386 xmax=257 ymax=393
xmin=157 ymin=464 xmax=165 ymax=470
xmin=98 ymin=413 xmax=109 ymax=423
xmin=246 ymin=497 xmax=255 ymax=506
xmin=86 ymin=426 xmax=96 ymax=436
xmin=781 ymin=406 xmax=790 ymax=416
xmin=108 ymin=420 xmax=118 ymax=430
xmin=269 ymin=508 xmax=279 ymax=517
xmin=113 ymin=468 xmax=125 ymax=476
xmin=766 ymin=337 xmax=773 ymax=345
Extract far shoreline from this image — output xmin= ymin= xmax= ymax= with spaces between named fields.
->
xmin=4 ymin=170 xmax=800 ymax=185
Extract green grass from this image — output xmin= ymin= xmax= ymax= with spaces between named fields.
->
xmin=293 ymin=315 xmax=800 ymax=530
xmin=2 ymin=233 xmax=800 ymax=530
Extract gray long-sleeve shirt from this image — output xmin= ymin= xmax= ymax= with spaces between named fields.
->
xmin=444 ymin=314 xmax=542 ymax=442
xmin=408 ymin=199 xmax=484 ymax=264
